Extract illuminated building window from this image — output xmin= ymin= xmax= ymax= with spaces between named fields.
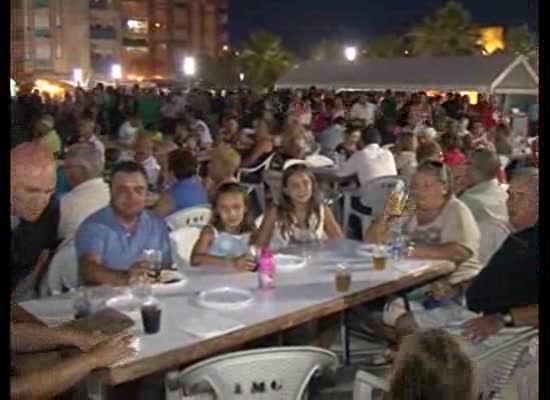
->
xmin=125 ymin=19 xmax=148 ymax=35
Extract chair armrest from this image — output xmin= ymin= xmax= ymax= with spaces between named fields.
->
xmin=353 ymin=370 xmax=389 ymax=400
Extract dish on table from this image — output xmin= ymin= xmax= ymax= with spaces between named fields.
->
xmin=196 ymin=287 xmax=254 ymax=311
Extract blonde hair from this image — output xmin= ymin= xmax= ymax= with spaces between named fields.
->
xmin=386 ymin=329 xmax=477 ymax=400
xmin=210 ymin=143 xmax=241 ymax=175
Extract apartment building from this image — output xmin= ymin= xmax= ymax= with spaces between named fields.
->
xmin=10 ymin=0 xmax=229 ymax=81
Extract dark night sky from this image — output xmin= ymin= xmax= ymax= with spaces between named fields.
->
xmin=228 ymin=0 xmax=537 ymax=56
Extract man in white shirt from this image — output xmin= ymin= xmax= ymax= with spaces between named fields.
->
xmin=133 ymin=133 xmax=161 ymax=189
xmin=59 ymin=144 xmax=110 ymax=241
xmin=118 ymin=114 xmax=143 ymax=147
xmin=77 ymin=116 xmax=105 ymax=163
xmin=460 ymin=148 xmax=509 ymax=223
xmin=337 ymin=127 xmax=397 ymax=187
xmin=349 ymin=95 xmax=376 ymax=127
xmin=186 ymin=110 xmax=213 ymax=147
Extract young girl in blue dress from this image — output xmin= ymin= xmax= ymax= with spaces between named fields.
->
xmin=190 ymin=182 xmax=256 ymax=270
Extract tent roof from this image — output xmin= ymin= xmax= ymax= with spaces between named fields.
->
xmin=276 ymin=54 xmax=538 ymax=94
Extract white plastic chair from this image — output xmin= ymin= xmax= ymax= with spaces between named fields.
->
xmin=39 ymin=239 xmax=79 ymax=297
xmin=169 ymin=226 xmax=203 ymax=268
xmin=165 ymin=206 xmax=212 ymax=231
xmin=165 ymin=346 xmax=338 ymax=400
xmin=352 ymin=329 xmax=538 ymax=400
xmin=238 ymin=153 xmax=275 ymax=213
xmin=342 ymin=175 xmax=408 ymax=236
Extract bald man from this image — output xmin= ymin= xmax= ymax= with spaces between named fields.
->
xmin=11 ymin=142 xmax=60 ymax=301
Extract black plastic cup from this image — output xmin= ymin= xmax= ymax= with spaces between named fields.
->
xmin=141 ymin=305 xmax=162 ymax=334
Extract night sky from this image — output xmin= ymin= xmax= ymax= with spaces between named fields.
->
xmin=228 ymin=0 xmax=537 ymax=56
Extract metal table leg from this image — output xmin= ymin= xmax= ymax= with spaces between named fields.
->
xmin=340 ymin=310 xmax=351 ymax=365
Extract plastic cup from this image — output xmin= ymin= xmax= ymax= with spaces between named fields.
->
xmin=141 ymin=303 xmax=162 ymax=334
xmin=335 ymin=265 xmax=351 ymax=292
xmin=373 ymin=245 xmax=388 ymax=271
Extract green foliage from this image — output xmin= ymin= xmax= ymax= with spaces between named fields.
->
xmin=366 ymin=36 xmax=404 ymax=58
xmin=505 ymin=25 xmax=536 ymax=55
xmin=310 ymin=39 xmax=342 ymax=61
xmin=239 ymin=31 xmax=293 ymax=89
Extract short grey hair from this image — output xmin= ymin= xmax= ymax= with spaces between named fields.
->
xmin=469 ymin=148 xmax=501 ymax=181
xmin=64 ymin=143 xmax=104 ymax=180
xmin=510 ymin=167 xmax=539 ymax=219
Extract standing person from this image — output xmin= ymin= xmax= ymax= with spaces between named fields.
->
xmin=75 ymin=161 xmax=172 ymax=286
xmin=58 ymin=144 xmax=110 ymax=242
xmin=118 ymin=113 xmax=143 ymax=147
xmin=381 ymin=90 xmax=397 ymax=123
xmin=190 ymin=183 xmax=256 ymax=268
xmin=186 ymin=109 xmax=213 ymax=148
xmin=350 ymin=94 xmax=376 ymax=127
xmin=138 ymin=89 xmax=162 ymax=130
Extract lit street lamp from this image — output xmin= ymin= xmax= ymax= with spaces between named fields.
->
xmin=183 ymin=56 xmax=196 ymax=77
xmin=239 ymin=73 xmax=245 ymax=82
xmin=73 ymin=68 xmax=83 ymax=86
xmin=111 ymin=64 xmax=122 ymax=81
xmin=344 ymin=46 xmax=357 ymax=62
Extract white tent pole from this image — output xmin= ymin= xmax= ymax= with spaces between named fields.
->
xmin=489 ymin=55 xmax=524 ymax=93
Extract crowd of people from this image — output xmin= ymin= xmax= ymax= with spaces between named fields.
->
xmin=10 ymin=84 xmax=538 ymax=399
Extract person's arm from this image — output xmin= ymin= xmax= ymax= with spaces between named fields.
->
xmin=190 ymin=226 xmax=254 ymax=271
xmin=323 ymin=205 xmax=344 ymax=240
xmin=11 ymin=305 xmax=47 ymax=326
xmin=241 ymin=140 xmax=272 ymax=168
xmin=11 ymin=333 xmax=134 ymax=400
xmin=253 ymin=207 xmax=278 ymax=249
xmin=363 ymin=216 xmax=390 ymax=244
xmin=511 ymin=304 xmax=538 ymax=328
xmin=407 ymin=242 xmax=472 ymax=264
xmin=152 ymin=192 xmax=176 ymax=218
xmin=80 ymin=254 xmax=130 ymax=286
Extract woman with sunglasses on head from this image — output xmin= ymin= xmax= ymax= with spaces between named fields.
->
xmin=364 ymin=161 xmax=481 ymax=343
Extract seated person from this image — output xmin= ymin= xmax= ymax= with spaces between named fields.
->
xmin=204 ymin=143 xmax=241 ymax=200
xmin=416 ymin=139 xmax=443 ymax=164
xmin=391 ymin=131 xmax=418 ymax=180
xmin=118 ymin=113 xmax=142 ymax=148
xmin=217 ymin=117 xmax=242 ymax=146
xmin=75 ymin=161 xmax=172 ymax=286
xmin=59 ymin=144 xmax=110 ymax=242
xmin=133 ymin=132 xmax=161 ymax=190
xmin=191 ymin=183 xmax=256 ymax=269
xmin=11 ymin=143 xmax=60 ymax=303
xmin=267 ymin=131 xmax=309 ymax=172
xmin=318 ymin=116 xmax=346 ymax=154
xmin=11 ymin=327 xmax=134 ymax=400
xmin=386 ymin=329 xmax=476 ymax=400
xmin=440 ymin=130 xmax=466 ymax=167
xmin=460 ymin=148 xmax=508 ymax=223
xmin=334 ymin=126 xmax=361 ymax=160
xmin=255 ymin=163 xmax=343 ymax=249
xmin=31 ymin=114 xmax=62 ymax=159
xmin=240 ymin=119 xmax=274 ymax=169
xmin=153 ymin=149 xmax=208 ymax=218
xmin=75 ymin=113 xmax=105 ymax=163
xmin=364 ymin=161 xmax=481 ymax=342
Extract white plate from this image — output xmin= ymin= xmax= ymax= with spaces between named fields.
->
xmin=152 ymin=270 xmax=187 ymax=289
xmin=274 ymin=254 xmax=307 ymax=273
xmin=355 ymin=244 xmax=377 ymax=258
xmin=106 ymin=293 xmax=141 ymax=312
xmin=196 ymin=287 xmax=254 ymax=311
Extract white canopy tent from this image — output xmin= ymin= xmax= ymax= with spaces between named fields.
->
xmin=275 ymin=54 xmax=539 ymax=95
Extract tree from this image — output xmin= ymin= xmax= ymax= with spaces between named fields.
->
xmin=310 ymin=39 xmax=341 ymax=61
xmin=408 ymin=1 xmax=481 ymax=56
xmin=366 ymin=36 xmax=404 ymax=58
xmin=239 ymin=31 xmax=293 ymax=89
xmin=505 ymin=25 xmax=536 ymax=55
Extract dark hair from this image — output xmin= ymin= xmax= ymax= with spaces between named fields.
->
xmin=277 ymin=164 xmax=322 ymax=241
xmin=210 ymin=182 xmax=255 ymax=234
xmin=439 ymin=131 xmax=462 ymax=152
xmin=110 ymin=161 xmax=148 ymax=186
xmin=168 ymin=149 xmax=198 ymax=180
xmin=361 ymin=127 xmax=382 ymax=146
xmin=333 ymin=116 xmax=346 ymax=125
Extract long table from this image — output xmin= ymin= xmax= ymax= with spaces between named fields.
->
xmin=20 ymin=239 xmax=455 ymax=395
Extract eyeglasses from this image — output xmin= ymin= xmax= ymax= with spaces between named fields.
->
xmin=419 ymin=160 xmax=444 ymax=169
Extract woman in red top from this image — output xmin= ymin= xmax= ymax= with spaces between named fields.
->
xmin=440 ymin=131 xmax=466 ymax=167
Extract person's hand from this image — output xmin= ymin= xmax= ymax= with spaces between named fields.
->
xmin=127 ymin=262 xmax=154 ymax=285
xmin=231 ymin=255 xmax=256 ymax=272
xmin=461 ymin=315 xmax=504 ymax=342
xmin=65 ymin=329 xmax=109 ymax=352
xmin=86 ymin=333 xmax=136 ymax=369
xmin=429 ymin=280 xmax=457 ymax=302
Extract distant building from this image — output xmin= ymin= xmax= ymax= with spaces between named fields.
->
xmin=10 ymin=0 xmax=229 ymax=82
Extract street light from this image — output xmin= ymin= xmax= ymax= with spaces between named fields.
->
xmin=344 ymin=46 xmax=357 ymax=62
xmin=239 ymin=73 xmax=245 ymax=82
xmin=111 ymin=64 xmax=122 ymax=80
xmin=73 ymin=68 xmax=83 ymax=85
xmin=183 ymin=56 xmax=196 ymax=77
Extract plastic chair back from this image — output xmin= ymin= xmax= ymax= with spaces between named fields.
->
xmin=360 ymin=175 xmax=408 ymax=218
xmin=39 ymin=239 xmax=79 ymax=297
xmin=169 ymin=226 xmax=203 ymax=268
xmin=166 ymin=206 xmax=212 ymax=231
xmin=165 ymin=346 xmax=338 ymax=400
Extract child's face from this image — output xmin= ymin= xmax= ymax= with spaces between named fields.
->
xmin=217 ymin=192 xmax=246 ymax=231
xmin=284 ymin=172 xmax=313 ymax=206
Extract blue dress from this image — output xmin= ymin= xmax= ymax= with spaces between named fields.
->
xmin=207 ymin=225 xmax=250 ymax=258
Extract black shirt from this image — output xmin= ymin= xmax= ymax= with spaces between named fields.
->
xmin=11 ymin=197 xmax=60 ymax=292
xmin=466 ymin=224 xmax=539 ymax=315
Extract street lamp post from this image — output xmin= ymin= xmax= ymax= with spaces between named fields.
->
xmin=183 ymin=56 xmax=196 ymax=90
xmin=111 ymin=64 xmax=122 ymax=86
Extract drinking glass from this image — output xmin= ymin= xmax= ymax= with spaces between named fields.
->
xmin=72 ymin=287 xmax=91 ymax=319
xmin=142 ymin=249 xmax=163 ymax=279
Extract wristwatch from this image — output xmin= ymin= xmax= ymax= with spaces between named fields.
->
xmin=496 ymin=312 xmax=514 ymax=327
